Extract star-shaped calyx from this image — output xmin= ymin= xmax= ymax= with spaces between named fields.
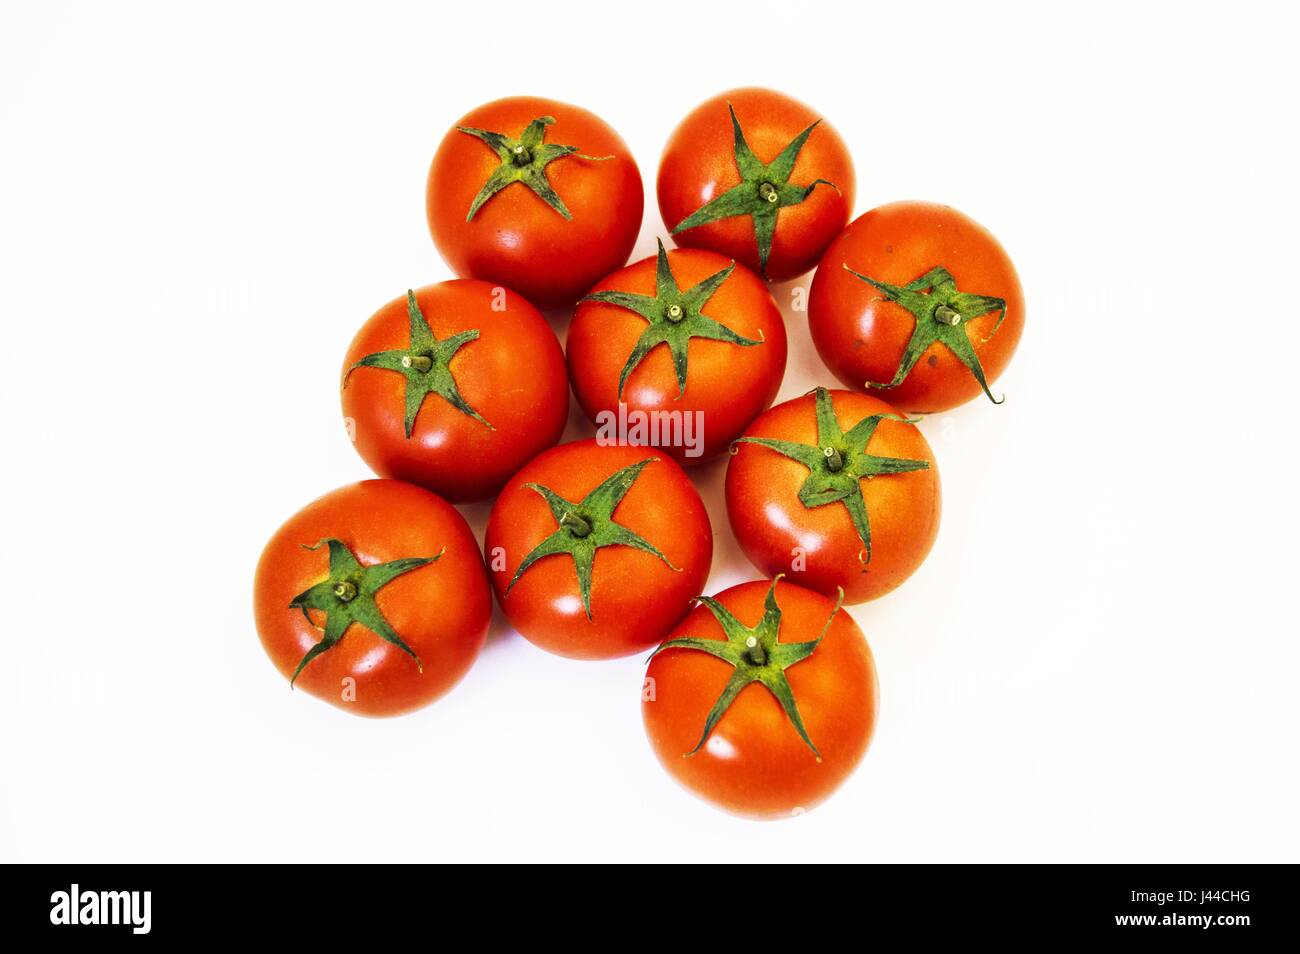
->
xmin=506 ymin=458 xmax=678 ymax=620
xmin=671 ymin=104 xmax=838 ymax=277
xmin=845 ymin=264 xmax=1008 ymax=404
xmin=287 ymin=538 xmax=442 ymax=685
xmin=344 ymin=290 xmax=492 ymax=437
xmin=650 ymin=576 xmax=843 ymax=759
xmin=580 ymin=238 xmax=762 ymax=399
xmin=735 ymin=387 xmax=930 ymax=562
xmin=458 ymin=115 xmax=611 ymax=221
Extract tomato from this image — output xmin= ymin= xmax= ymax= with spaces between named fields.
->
xmin=253 ymin=480 xmax=491 ymax=717
xmin=340 ymin=280 xmax=568 ymax=503
xmin=808 ymin=201 xmax=1025 ymax=413
xmin=657 ymin=87 xmax=854 ymax=282
xmin=426 ymin=96 xmax=643 ymax=307
xmin=726 ymin=387 xmax=940 ymax=604
xmin=566 ymin=241 xmax=787 ymax=465
xmin=485 ymin=440 xmax=712 ymax=659
xmin=643 ymin=578 xmax=877 ymax=818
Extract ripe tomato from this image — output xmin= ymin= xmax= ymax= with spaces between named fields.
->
xmin=726 ymin=387 xmax=940 ymax=604
xmin=340 ymin=280 xmax=568 ymax=503
xmin=485 ymin=439 xmax=712 ymax=659
xmin=566 ymin=241 xmax=787 ymax=465
xmin=643 ymin=578 xmax=877 ymax=818
xmin=426 ymin=96 xmax=643 ymax=307
xmin=808 ymin=201 xmax=1025 ymax=413
xmin=253 ymin=480 xmax=491 ymax=717
xmin=657 ymin=87 xmax=854 ymax=282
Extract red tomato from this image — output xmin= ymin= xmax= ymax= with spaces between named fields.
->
xmin=485 ymin=440 xmax=712 ymax=659
xmin=340 ymin=280 xmax=568 ymax=503
xmin=657 ymin=87 xmax=854 ymax=282
xmin=726 ymin=388 xmax=940 ymax=604
xmin=643 ymin=578 xmax=877 ymax=818
xmin=808 ymin=201 xmax=1025 ymax=413
xmin=567 ymin=241 xmax=787 ymax=465
xmin=426 ymin=96 xmax=643 ymax=307
xmin=253 ymin=480 xmax=491 ymax=717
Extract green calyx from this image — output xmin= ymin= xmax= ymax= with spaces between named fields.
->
xmin=344 ymin=290 xmax=492 ymax=437
xmin=735 ymin=386 xmax=929 ymax=562
xmin=287 ymin=538 xmax=442 ymax=686
xmin=505 ymin=458 xmax=678 ymax=620
xmin=844 ymin=264 xmax=1008 ymax=404
xmin=671 ymin=103 xmax=839 ymax=277
xmin=650 ymin=576 xmax=843 ymax=759
xmin=580 ymin=238 xmax=762 ymax=399
xmin=457 ymin=115 xmax=612 ymax=221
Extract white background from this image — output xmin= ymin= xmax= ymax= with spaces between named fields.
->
xmin=2 ymin=0 xmax=1296 ymax=863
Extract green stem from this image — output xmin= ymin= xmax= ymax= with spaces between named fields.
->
xmin=511 ymin=145 xmax=532 ymax=166
xmin=823 ymin=446 xmax=843 ymax=472
xmin=744 ymin=636 xmax=767 ymax=666
xmin=402 ymin=354 xmax=434 ymax=373
xmin=934 ymin=305 xmax=961 ymax=327
xmin=758 ymin=182 xmax=779 ymax=204
xmin=333 ymin=581 xmax=358 ymax=602
xmin=560 ymin=511 xmax=593 ymax=538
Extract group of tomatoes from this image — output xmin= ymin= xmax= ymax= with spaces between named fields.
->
xmin=253 ymin=88 xmax=1024 ymax=818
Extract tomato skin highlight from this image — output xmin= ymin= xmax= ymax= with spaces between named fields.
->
xmin=253 ymin=480 xmax=491 ymax=718
xmin=808 ymin=201 xmax=1025 ymax=413
xmin=340 ymin=280 xmax=568 ymax=504
xmin=643 ymin=579 xmax=877 ymax=818
xmin=657 ymin=87 xmax=854 ymax=282
xmin=427 ymin=96 xmax=643 ymax=307
xmin=726 ymin=389 xmax=940 ymax=604
xmin=567 ymin=248 xmax=787 ymax=465
xmin=485 ymin=439 xmax=713 ymax=660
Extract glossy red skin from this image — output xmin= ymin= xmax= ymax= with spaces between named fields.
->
xmin=643 ymin=579 xmax=877 ymax=818
xmin=567 ymin=249 xmax=787 ymax=465
xmin=808 ymin=201 xmax=1026 ymax=413
xmin=253 ymin=480 xmax=491 ymax=717
xmin=340 ymin=280 xmax=568 ymax=503
xmin=427 ymin=96 xmax=643 ymax=307
xmin=726 ymin=390 xmax=940 ymax=604
xmin=657 ymin=87 xmax=854 ymax=282
xmin=485 ymin=440 xmax=712 ymax=660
